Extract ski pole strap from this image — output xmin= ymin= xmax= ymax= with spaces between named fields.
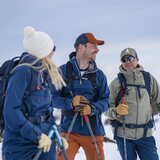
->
xmin=111 ymin=120 xmax=154 ymax=139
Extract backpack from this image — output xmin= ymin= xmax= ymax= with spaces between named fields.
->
xmin=0 ymin=56 xmax=21 ymax=137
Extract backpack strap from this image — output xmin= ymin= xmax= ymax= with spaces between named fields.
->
xmin=88 ymin=73 xmax=98 ymax=101
xmin=115 ymin=73 xmax=127 ymax=106
xmin=142 ymin=71 xmax=151 ymax=97
xmin=66 ymin=61 xmax=75 ymax=96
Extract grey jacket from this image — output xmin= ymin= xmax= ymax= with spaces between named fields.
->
xmin=106 ymin=65 xmax=160 ymax=140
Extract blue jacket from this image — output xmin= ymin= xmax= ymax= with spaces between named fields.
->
xmin=2 ymin=53 xmax=56 ymax=159
xmin=52 ymin=52 xmax=110 ymax=136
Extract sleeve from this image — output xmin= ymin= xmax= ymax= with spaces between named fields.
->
xmin=90 ymin=70 xmax=110 ymax=115
xmin=50 ymin=85 xmax=72 ymax=110
xmin=104 ymin=78 xmax=121 ymax=120
xmin=150 ymin=74 xmax=160 ymax=113
xmin=4 ymin=66 xmax=41 ymax=141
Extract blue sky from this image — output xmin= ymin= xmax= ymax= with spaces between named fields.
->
xmin=0 ymin=0 xmax=160 ymax=83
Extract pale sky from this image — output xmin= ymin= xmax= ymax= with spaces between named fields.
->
xmin=0 ymin=0 xmax=160 ymax=83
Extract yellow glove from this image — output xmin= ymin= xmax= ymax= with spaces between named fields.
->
xmin=38 ymin=133 xmax=52 ymax=153
xmin=72 ymin=95 xmax=89 ymax=107
xmin=74 ymin=104 xmax=91 ymax=115
xmin=116 ymin=104 xmax=129 ymax=116
xmin=61 ymin=137 xmax=68 ymax=150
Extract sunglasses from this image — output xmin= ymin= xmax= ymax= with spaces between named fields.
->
xmin=121 ymin=56 xmax=135 ymax=63
xmin=53 ymin=46 xmax=56 ymax=52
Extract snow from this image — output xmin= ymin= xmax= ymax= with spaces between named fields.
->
xmin=0 ymin=115 xmax=160 ymax=160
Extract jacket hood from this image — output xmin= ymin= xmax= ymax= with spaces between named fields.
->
xmin=20 ymin=52 xmax=42 ymax=67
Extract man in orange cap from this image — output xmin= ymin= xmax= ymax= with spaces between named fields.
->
xmin=54 ymin=33 xmax=110 ymax=160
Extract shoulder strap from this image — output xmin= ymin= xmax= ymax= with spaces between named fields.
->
xmin=66 ymin=61 xmax=75 ymax=96
xmin=115 ymin=73 xmax=127 ymax=106
xmin=116 ymin=71 xmax=151 ymax=106
xmin=142 ymin=71 xmax=151 ymax=97
xmin=88 ymin=72 xmax=98 ymax=101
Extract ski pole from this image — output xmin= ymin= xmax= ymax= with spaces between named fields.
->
xmin=84 ymin=115 xmax=102 ymax=160
xmin=53 ymin=125 xmax=69 ymax=160
xmin=121 ymin=84 xmax=127 ymax=160
xmin=33 ymin=126 xmax=55 ymax=160
xmin=65 ymin=112 xmax=78 ymax=140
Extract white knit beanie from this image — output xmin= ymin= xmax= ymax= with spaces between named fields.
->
xmin=23 ymin=26 xmax=54 ymax=59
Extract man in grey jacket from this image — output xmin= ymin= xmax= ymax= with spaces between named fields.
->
xmin=106 ymin=48 xmax=160 ymax=160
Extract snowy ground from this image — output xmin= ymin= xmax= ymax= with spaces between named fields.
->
xmin=0 ymin=115 xmax=160 ymax=160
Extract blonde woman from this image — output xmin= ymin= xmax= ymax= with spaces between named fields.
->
xmin=2 ymin=26 xmax=67 ymax=160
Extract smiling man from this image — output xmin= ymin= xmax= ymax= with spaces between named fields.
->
xmin=54 ymin=33 xmax=110 ymax=160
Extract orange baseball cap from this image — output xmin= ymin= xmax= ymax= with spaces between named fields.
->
xmin=74 ymin=33 xmax=104 ymax=48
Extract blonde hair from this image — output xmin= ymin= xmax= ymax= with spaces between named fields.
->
xmin=41 ymin=56 xmax=66 ymax=90
xmin=14 ymin=54 xmax=65 ymax=90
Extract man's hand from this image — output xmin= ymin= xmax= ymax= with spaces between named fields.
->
xmin=72 ymin=95 xmax=91 ymax=115
xmin=72 ymin=95 xmax=89 ymax=107
xmin=74 ymin=104 xmax=91 ymax=115
xmin=116 ymin=103 xmax=129 ymax=116
xmin=38 ymin=133 xmax=52 ymax=152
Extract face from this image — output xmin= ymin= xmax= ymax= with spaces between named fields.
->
xmin=81 ymin=43 xmax=99 ymax=62
xmin=121 ymin=55 xmax=138 ymax=71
